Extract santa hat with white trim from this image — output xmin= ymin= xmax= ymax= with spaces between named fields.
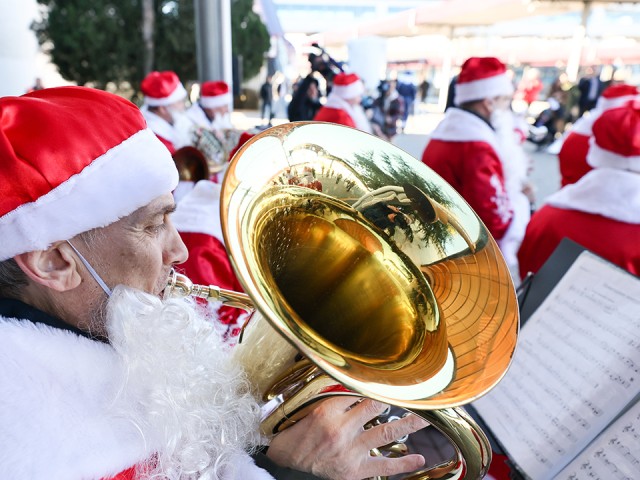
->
xmin=587 ymin=99 xmax=640 ymax=172
xmin=141 ymin=70 xmax=188 ymax=107
xmin=331 ymin=73 xmax=365 ymax=100
xmin=595 ymin=83 xmax=640 ymax=111
xmin=454 ymin=57 xmax=514 ymax=106
xmin=0 ymin=86 xmax=179 ymax=261
xmin=199 ymin=81 xmax=232 ymax=109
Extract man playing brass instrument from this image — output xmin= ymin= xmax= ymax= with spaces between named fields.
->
xmin=0 ymin=87 xmax=426 ymax=479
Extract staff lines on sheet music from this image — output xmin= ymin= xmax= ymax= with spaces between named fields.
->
xmin=565 ymin=283 xmax=618 ymax=316
xmin=539 ymin=310 xmax=635 ymax=390
xmin=519 ymin=341 xmax=590 ymax=431
xmin=545 ymin=299 xmax=640 ymax=378
xmin=502 ymin=374 xmax=569 ymax=456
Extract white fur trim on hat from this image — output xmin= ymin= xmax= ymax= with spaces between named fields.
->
xmin=332 ymin=80 xmax=365 ymax=100
xmin=0 ymin=128 xmax=179 ymax=260
xmin=455 ymin=73 xmax=514 ymax=105
xmin=144 ymin=82 xmax=188 ymax=107
xmin=199 ymin=92 xmax=232 ymax=109
xmin=596 ymin=94 xmax=639 ymax=111
xmin=587 ymin=136 xmax=640 ymax=172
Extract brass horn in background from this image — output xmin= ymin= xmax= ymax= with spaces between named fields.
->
xmin=167 ymin=122 xmax=519 ymax=479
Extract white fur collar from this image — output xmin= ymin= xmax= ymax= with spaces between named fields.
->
xmin=0 ymin=318 xmax=152 ymax=479
xmin=0 ymin=315 xmax=273 ymax=479
xmin=546 ymin=168 xmax=640 ymax=223
xmin=172 ymin=179 xmax=224 ymax=244
xmin=429 ymin=108 xmax=499 ymax=153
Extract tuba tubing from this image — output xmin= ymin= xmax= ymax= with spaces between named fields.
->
xmin=165 ymin=270 xmax=492 ymax=480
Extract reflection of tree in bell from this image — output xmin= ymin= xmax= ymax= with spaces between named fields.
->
xmin=351 ymin=150 xmax=458 ymax=253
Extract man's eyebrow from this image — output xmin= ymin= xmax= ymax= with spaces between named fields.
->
xmin=131 ymin=202 xmax=177 ymax=223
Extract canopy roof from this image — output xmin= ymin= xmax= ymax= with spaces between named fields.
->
xmin=309 ymin=0 xmax=635 ymax=46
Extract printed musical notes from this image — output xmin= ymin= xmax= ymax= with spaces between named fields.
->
xmin=472 ymin=252 xmax=640 ymax=480
xmin=557 ymin=402 xmax=640 ymax=479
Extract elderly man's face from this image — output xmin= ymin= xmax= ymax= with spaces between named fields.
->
xmin=86 ymin=193 xmax=188 ymax=297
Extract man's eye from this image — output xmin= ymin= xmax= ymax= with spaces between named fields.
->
xmin=147 ymin=223 xmax=167 ymax=234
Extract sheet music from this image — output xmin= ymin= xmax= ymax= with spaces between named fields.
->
xmin=473 ymin=252 xmax=640 ymax=479
xmin=555 ymin=400 xmax=640 ymax=479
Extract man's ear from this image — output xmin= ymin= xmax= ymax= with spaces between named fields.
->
xmin=13 ymin=243 xmax=82 ymax=292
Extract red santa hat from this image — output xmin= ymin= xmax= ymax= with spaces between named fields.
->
xmin=454 ymin=57 xmax=514 ymax=106
xmin=199 ymin=81 xmax=232 ymax=109
xmin=0 ymin=86 xmax=178 ymax=261
xmin=331 ymin=72 xmax=365 ymax=99
xmin=595 ymin=83 xmax=640 ymax=111
xmin=141 ymin=70 xmax=188 ymax=107
xmin=587 ymin=99 xmax=640 ymax=172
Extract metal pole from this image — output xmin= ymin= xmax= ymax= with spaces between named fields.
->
xmin=566 ymin=1 xmax=592 ymax=83
xmin=194 ymin=0 xmax=233 ymax=86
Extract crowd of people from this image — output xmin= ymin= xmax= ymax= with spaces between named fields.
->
xmin=1 ymin=50 xmax=638 ymax=480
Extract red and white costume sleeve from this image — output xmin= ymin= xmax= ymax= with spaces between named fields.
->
xmin=518 ymin=168 xmax=640 ymax=278
xmin=557 ymin=121 xmax=593 ymax=187
xmin=421 ymin=108 xmax=513 ymax=240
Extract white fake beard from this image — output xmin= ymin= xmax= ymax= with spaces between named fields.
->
xmin=106 ymin=285 xmax=262 ymax=479
xmin=492 ymin=109 xmax=529 ymax=191
xmin=170 ymin=109 xmax=197 ymax=149
xmin=349 ymin=104 xmax=373 ymax=134
xmin=212 ymin=112 xmax=233 ymax=131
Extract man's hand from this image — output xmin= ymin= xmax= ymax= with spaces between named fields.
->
xmin=266 ymin=396 xmax=428 ymax=480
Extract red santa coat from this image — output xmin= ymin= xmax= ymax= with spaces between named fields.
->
xmin=172 ymin=180 xmax=247 ymax=342
xmin=314 ymin=106 xmax=356 ymax=128
xmin=518 ymin=168 xmax=640 ymax=278
xmin=421 ymin=108 xmax=513 ymax=240
xmin=558 ymin=131 xmax=592 ymax=187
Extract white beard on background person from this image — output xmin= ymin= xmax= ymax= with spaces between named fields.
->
xmin=491 ymin=107 xmax=532 ymax=284
xmin=212 ymin=111 xmax=233 ymax=131
xmin=169 ymin=106 xmax=198 ymax=149
xmin=349 ymin=103 xmax=373 ymax=134
xmin=105 ymin=285 xmax=265 ymax=480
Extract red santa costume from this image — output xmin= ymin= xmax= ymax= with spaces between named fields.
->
xmin=518 ymin=100 xmax=640 ymax=278
xmin=0 ymin=87 xmax=274 ymax=479
xmin=314 ymin=72 xmax=373 ymax=134
xmin=171 ymin=180 xmax=249 ymax=344
xmin=186 ymin=80 xmax=234 ymax=130
xmin=558 ymin=83 xmax=639 ymax=187
xmin=421 ymin=57 xmax=514 ymax=242
xmin=140 ymin=70 xmax=192 ymax=153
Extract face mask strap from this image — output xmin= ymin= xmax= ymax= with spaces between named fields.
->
xmin=66 ymin=240 xmax=112 ymax=297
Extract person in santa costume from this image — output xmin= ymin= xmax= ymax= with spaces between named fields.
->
xmin=140 ymin=70 xmax=193 ymax=154
xmin=314 ymin=72 xmax=373 ymax=134
xmin=421 ymin=57 xmax=515 ymax=247
xmin=518 ymin=99 xmax=640 ymax=279
xmin=557 ymin=83 xmax=639 ymax=187
xmin=0 ymin=86 xmax=428 ymax=480
xmin=186 ymin=80 xmax=234 ymax=131
xmin=171 ymin=147 xmax=246 ymax=344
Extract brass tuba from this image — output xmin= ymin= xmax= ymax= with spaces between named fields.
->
xmin=166 ymin=122 xmax=519 ymax=479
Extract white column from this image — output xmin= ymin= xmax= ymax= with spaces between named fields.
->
xmin=437 ymin=27 xmax=454 ymax=112
xmin=566 ymin=1 xmax=592 ymax=83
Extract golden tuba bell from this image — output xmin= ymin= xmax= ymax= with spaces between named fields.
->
xmin=165 ymin=122 xmax=519 ymax=479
